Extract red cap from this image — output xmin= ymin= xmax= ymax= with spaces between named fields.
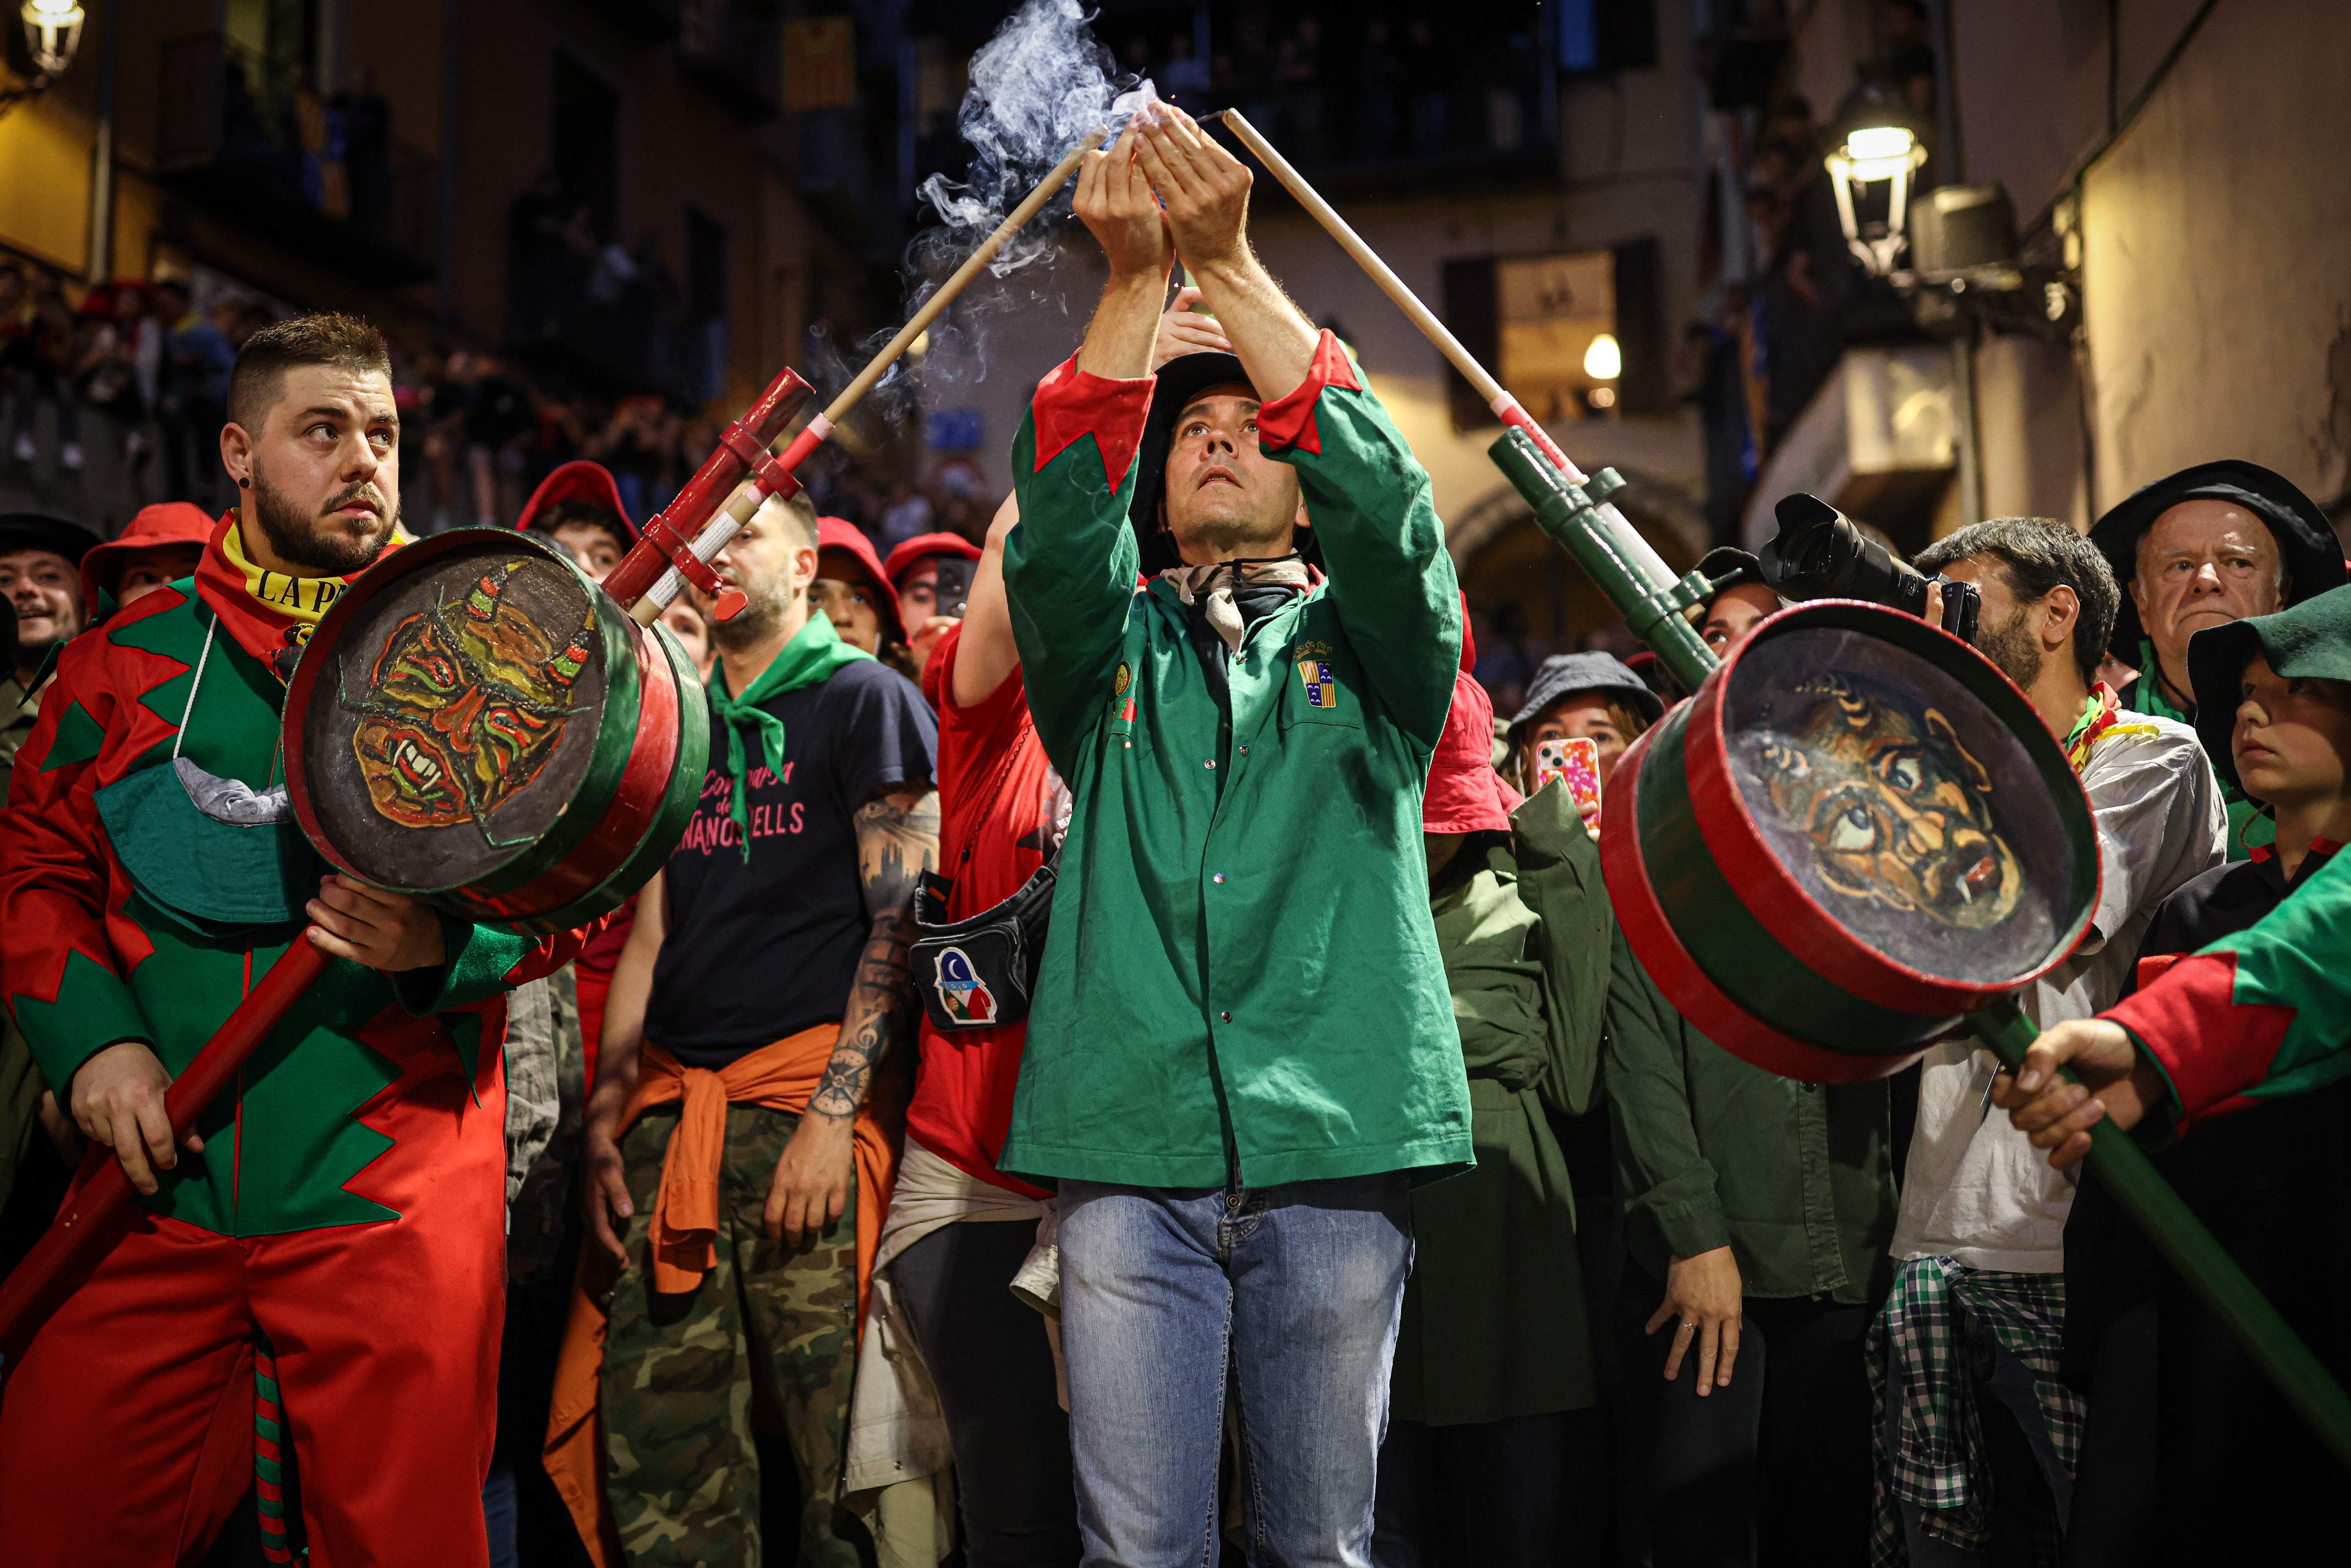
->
xmin=516 ymin=460 xmax=638 ymax=545
xmin=817 ymin=518 xmax=908 ymax=645
xmin=1423 ymin=670 xmax=1515 ymax=835
xmin=882 ymin=531 xmax=983 ymax=587
xmin=81 ymin=501 xmax=215 ymax=607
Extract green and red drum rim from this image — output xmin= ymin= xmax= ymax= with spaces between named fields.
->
xmin=282 ymin=527 xmax=708 ymax=937
xmin=1599 ymin=599 xmax=2102 ymax=1080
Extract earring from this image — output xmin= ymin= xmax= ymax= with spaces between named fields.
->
xmin=238 ymin=477 xmax=250 ymax=489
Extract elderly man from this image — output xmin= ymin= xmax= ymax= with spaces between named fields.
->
xmin=1869 ymin=519 xmax=2225 ymax=1564
xmin=1002 ymin=108 xmax=1468 ymax=1565
xmin=2089 ymin=460 xmax=2346 ymax=856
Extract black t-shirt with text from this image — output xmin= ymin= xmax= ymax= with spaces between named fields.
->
xmin=648 ymin=658 xmax=937 ymax=1066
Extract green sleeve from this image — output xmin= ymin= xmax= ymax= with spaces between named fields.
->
xmin=1603 ymin=926 xmax=1731 ymax=1262
xmin=1002 ymin=358 xmax=1151 ymax=773
xmin=8 ymin=948 xmax=155 ymax=1095
xmin=392 ymin=915 xmax=537 ymax=1016
xmin=1260 ymin=334 xmax=1461 ymax=748
xmin=1512 ymin=783 xmax=1611 ymax=1117
xmin=2106 ymin=843 xmax=2351 ymax=1119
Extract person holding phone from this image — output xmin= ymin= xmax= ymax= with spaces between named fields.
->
xmin=1503 ymin=652 xmax=1661 ymax=799
xmin=886 ymin=531 xmax=984 ymax=690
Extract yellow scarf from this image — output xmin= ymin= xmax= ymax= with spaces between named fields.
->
xmin=218 ymin=516 xmax=408 ymax=627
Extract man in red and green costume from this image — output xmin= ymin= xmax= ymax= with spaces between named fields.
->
xmin=0 ymin=314 xmax=590 ymax=1566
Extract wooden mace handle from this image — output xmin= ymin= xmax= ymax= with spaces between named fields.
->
xmin=624 ymin=126 xmax=1109 ymax=630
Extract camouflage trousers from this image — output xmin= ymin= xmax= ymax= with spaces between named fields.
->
xmin=603 ymin=1102 xmax=861 ymax=1567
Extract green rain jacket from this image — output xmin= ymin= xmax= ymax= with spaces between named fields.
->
xmin=1604 ymin=926 xmax=1898 ymax=1303
xmin=999 ymin=333 xmax=1470 ymax=1188
xmin=1392 ymin=783 xmax=1611 ymax=1425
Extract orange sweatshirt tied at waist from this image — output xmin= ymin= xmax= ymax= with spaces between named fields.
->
xmin=544 ymin=1025 xmax=905 ymax=1568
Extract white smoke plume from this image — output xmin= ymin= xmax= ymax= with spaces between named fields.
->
xmin=841 ymin=0 xmax=1163 ymax=418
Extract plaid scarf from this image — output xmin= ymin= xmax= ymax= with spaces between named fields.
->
xmin=1157 ymin=555 xmax=1313 ymax=653
xmin=1868 ymin=1257 xmax=2086 ymax=1567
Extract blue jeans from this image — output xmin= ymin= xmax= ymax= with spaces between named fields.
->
xmin=1058 ymin=1174 xmax=1415 ymax=1568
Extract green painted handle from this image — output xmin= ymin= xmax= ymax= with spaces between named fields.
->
xmin=1973 ymin=998 xmax=2351 ymax=1469
xmin=1488 ymin=428 xmax=1720 ymax=693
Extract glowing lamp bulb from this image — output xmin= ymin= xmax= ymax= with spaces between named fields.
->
xmin=20 ymin=0 xmax=84 ymax=76
xmin=1582 ymin=333 xmax=1622 ymax=382
xmin=1841 ymin=125 xmax=1916 ymax=162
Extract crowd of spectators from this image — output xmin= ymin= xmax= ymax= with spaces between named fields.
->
xmin=0 ymin=252 xmax=999 ymax=564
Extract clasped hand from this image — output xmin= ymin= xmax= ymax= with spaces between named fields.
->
xmin=1074 ymin=105 xmax=1255 ymax=278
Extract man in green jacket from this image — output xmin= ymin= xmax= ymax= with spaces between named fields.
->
xmin=1001 ymin=107 xmax=1469 ymax=1565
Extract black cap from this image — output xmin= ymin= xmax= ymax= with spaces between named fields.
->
xmin=1125 ymin=351 xmax=1321 ymax=576
xmin=0 ymin=512 xmax=100 ymax=567
xmin=2088 ymin=461 xmax=2346 ymax=660
xmin=1509 ymin=652 xmax=1666 ymax=740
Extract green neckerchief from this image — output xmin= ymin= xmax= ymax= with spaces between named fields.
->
xmin=2129 ymin=637 xmax=2192 ymax=722
xmin=709 ymin=610 xmax=872 ymax=861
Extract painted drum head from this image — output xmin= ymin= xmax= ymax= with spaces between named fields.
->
xmin=284 ymin=528 xmax=706 ymax=933
xmin=1600 ymin=599 xmax=2100 ymax=1081
xmin=1720 ymin=621 xmax=2079 ymax=984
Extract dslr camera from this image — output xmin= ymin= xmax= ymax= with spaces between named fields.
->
xmin=1758 ymin=494 xmax=1981 ymax=644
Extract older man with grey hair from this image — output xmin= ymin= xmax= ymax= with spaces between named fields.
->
xmin=2088 ymin=461 xmax=2347 ymax=858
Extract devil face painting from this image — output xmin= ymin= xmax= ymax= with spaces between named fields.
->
xmin=1743 ymin=672 xmax=2024 ymax=931
xmin=346 ymin=560 xmax=592 ymax=832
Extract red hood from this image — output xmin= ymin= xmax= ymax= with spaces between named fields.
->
xmin=817 ymin=517 xmax=907 ymax=645
xmin=882 ymin=530 xmax=982 ymax=586
xmin=516 ymin=460 xmax=638 ymax=545
xmin=83 ymin=501 xmax=216 ymax=606
xmin=1423 ymin=669 xmax=1514 ymax=835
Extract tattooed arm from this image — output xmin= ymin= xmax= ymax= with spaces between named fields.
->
xmin=765 ymin=784 xmax=939 ymax=1245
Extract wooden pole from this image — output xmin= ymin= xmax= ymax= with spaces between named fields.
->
xmin=628 ymin=128 xmax=1108 ymax=626
xmin=1211 ymin=110 xmax=1587 ymax=479
xmin=1209 ymin=108 xmax=1683 ymax=593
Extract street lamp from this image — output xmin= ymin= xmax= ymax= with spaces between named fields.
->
xmin=1824 ymin=105 xmax=1927 ymax=277
xmin=20 ymin=0 xmax=83 ymax=77
xmin=1582 ymin=331 xmax=1621 ymax=411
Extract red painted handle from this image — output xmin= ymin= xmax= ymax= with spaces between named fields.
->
xmin=1494 ymin=397 xmax=1585 ymax=483
xmin=0 ymin=936 xmax=332 ymax=1362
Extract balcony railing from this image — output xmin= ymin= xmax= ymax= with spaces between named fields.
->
xmin=155 ymin=32 xmax=438 ymax=287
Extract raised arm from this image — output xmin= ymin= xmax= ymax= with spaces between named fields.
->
xmin=763 ymin=784 xmax=939 ymax=1245
xmin=1131 ymin=107 xmax=1316 ymax=402
xmin=1134 ymin=105 xmax=1459 ymax=745
xmin=1002 ymin=123 xmax=1171 ymax=771
xmin=952 ymin=493 xmax=1022 ymax=710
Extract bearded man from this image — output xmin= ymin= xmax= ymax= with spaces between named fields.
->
xmin=1858 ymin=518 xmax=2224 ymax=1564
xmin=0 ymin=313 xmax=596 ymax=1566
xmin=2088 ymin=461 xmax=2347 ymax=856
xmin=555 ymin=487 xmax=938 ymax=1567
xmin=1000 ymin=109 xmax=1468 ymax=1564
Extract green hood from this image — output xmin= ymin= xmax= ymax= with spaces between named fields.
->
xmin=2188 ymin=582 xmax=2351 ymax=796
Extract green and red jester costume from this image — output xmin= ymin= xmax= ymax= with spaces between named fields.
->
xmin=0 ymin=515 xmax=591 ymax=1567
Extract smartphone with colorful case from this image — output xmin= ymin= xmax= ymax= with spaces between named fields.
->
xmin=1534 ymin=736 xmax=1604 ymax=838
